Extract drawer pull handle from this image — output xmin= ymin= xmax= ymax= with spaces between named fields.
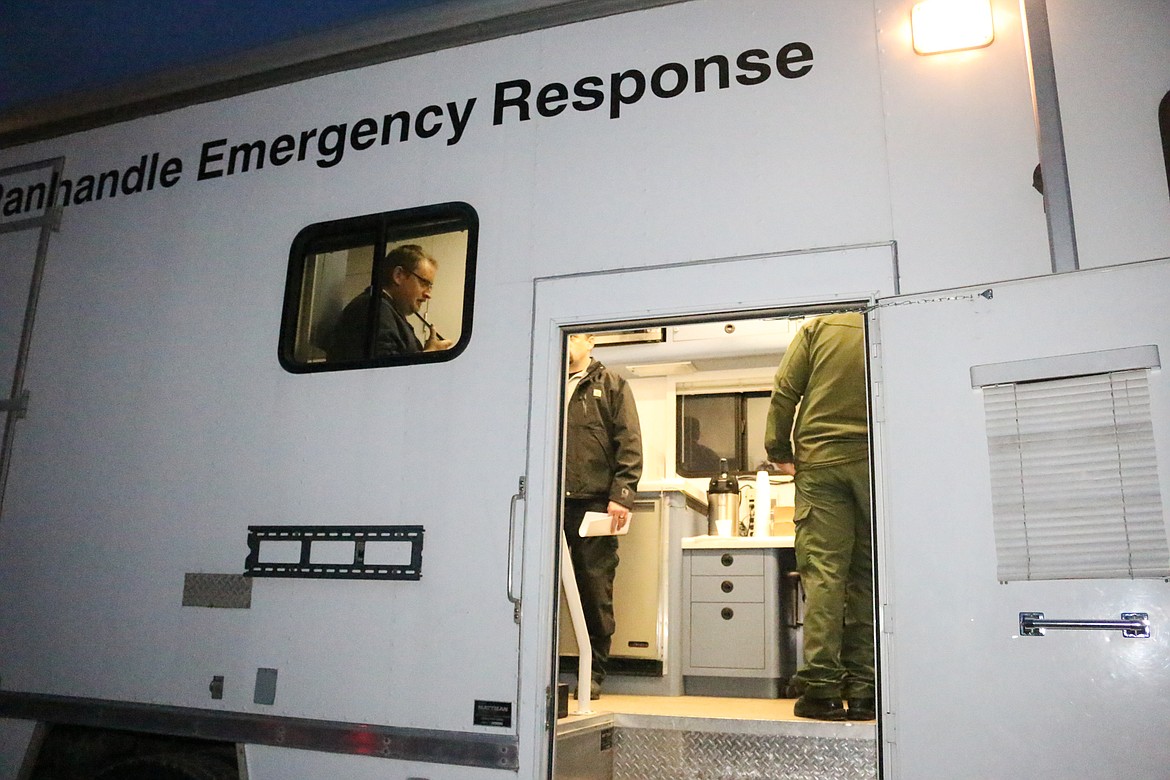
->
xmin=721 ymin=607 xmax=734 ymax=620
xmin=721 ymin=580 xmax=734 ymax=593
xmin=720 ymin=553 xmax=734 ymax=567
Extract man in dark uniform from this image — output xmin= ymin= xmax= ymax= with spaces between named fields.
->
xmin=563 ymin=333 xmax=642 ymax=700
xmin=328 ymin=244 xmax=452 ymax=360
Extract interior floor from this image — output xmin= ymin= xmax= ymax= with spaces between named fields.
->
xmin=558 ymin=691 xmax=877 ymax=735
xmin=566 ymin=692 xmax=801 ymax=721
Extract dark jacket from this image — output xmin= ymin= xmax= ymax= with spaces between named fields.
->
xmin=328 ymin=288 xmax=422 ymax=360
xmin=565 ymin=359 xmax=643 ymax=508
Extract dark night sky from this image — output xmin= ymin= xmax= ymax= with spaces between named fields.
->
xmin=0 ymin=0 xmax=442 ymax=111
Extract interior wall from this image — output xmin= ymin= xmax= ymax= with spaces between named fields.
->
xmin=623 ymin=362 xmax=797 ymax=514
xmin=625 ymin=375 xmax=670 ymax=483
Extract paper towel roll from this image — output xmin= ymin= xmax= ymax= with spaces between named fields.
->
xmin=754 ymin=471 xmax=771 ymax=537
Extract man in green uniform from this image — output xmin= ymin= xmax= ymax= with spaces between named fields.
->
xmin=765 ymin=312 xmax=874 ymax=721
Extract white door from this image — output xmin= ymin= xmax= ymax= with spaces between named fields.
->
xmin=873 ymin=259 xmax=1170 ymax=779
xmin=518 ymin=243 xmax=898 ymax=774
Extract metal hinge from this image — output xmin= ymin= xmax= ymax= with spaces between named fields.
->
xmin=0 ymin=391 xmax=29 ymax=419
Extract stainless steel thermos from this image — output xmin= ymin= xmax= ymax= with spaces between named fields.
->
xmin=706 ymin=459 xmax=741 ymax=536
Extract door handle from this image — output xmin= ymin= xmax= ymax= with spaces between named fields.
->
xmin=1019 ymin=611 xmax=1150 ymax=638
xmin=506 ymin=477 xmax=526 ymax=623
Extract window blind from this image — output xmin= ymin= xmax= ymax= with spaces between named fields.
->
xmin=983 ymin=369 xmax=1169 ymax=581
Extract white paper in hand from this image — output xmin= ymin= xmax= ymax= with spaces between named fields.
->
xmin=578 ymin=510 xmax=630 ymax=537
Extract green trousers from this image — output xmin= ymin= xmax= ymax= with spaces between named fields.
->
xmin=792 ymin=457 xmax=875 ymax=700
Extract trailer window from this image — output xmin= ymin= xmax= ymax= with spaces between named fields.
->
xmin=676 ymin=391 xmax=771 ymax=477
xmin=1161 ymin=91 xmax=1170 ymax=199
xmin=278 ymin=202 xmax=477 ymax=372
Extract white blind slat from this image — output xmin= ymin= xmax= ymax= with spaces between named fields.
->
xmin=984 ymin=369 xmax=1169 ymax=581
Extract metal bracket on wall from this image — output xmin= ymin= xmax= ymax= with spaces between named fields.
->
xmin=245 ymin=525 xmax=423 ymax=580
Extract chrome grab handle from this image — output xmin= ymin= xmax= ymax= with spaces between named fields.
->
xmin=1019 ymin=611 xmax=1150 ymax=638
xmin=506 ymin=477 xmax=526 ymax=623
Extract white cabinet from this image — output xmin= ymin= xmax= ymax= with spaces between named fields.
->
xmin=682 ymin=545 xmax=799 ymax=698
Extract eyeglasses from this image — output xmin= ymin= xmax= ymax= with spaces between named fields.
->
xmin=407 ymin=268 xmax=434 ymax=291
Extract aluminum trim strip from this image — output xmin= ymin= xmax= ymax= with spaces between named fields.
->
xmin=0 ymin=692 xmax=519 ymax=770
xmin=969 ymin=345 xmax=1160 ymax=388
xmin=1021 ymin=0 xmax=1079 ymax=273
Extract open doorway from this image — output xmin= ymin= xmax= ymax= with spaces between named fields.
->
xmin=549 ymin=308 xmax=879 ymax=780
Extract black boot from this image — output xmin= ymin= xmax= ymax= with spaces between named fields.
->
xmin=846 ymin=697 xmax=876 ymax=721
xmin=793 ymin=695 xmax=846 ymax=721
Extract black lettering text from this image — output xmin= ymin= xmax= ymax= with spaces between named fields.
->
xmin=24 ymin=181 xmax=48 ymax=212
xmin=610 ymin=69 xmax=646 ymax=119
xmin=350 ymin=118 xmax=379 ymax=151
xmin=415 ymin=106 xmax=442 ymax=139
xmin=198 ymin=139 xmax=226 ymax=181
xmin=159 ymin=158 xmax=181 ymax=187
xmin=1 ymin=186 xmax=21 ymax=216
xmin=73 ymin=176 xmax=96 ymax=204
xmin=228 ymin=140 xmax=266 ymax=175
xmin=270 ymin=134 xmax=296 ymax=165
xmin=572 ymin=76 xmax=605 ymax=111
xmin=316 ymin=124 xmax=347 ymax=168
xmin=121 ymin=154 xmax=148 ymax=194
xmin=297 ymin=129 xmax=318 ymax=161
xmin=694 ymin=55 xmax=730 ymax=92
xmin=736 ymin=49 xmax=771 ymax=86
xmin=55 ymin=178 xmax=74 ymax=206
xmin=96 ymin=170 xmax=119 ymax=200
xmin=777 ymin=42 xmax=814 ymax=78
xmin=381 ymin=111 xmax=410 ymax=144
xmin=651 ymin=62 xmax=688 ymax=99
xmin=537 ymin=82 xmax=568 ymax=117
xmin=446 ymin=99 xmax=476 ymax=146
xmin=493 ymin=79 xmax=531 ymax=125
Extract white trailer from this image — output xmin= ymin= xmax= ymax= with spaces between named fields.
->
xmin=1 ymin=1 xmax=1168 ymax=778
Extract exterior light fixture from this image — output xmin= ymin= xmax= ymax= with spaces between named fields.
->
xmin=911 ymin=0 xmax=995 ymax=55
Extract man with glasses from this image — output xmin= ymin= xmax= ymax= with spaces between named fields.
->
xmin=329 ymin=244 xmax=453 ymax=359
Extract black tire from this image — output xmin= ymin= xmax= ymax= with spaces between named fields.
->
xmin=92 ymin=752 xmax=237 ymax=780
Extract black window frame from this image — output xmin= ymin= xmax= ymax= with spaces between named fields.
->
xmin=675 ymin=390 xmax=771 ymax=478
xmin=278 ymin=201 xmax=477 ymax=373
xmin=1161 ymin=90 xmax=1170 ymax=200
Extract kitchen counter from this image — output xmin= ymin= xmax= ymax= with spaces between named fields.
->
xmin=682 ymin=534 xmax=795 ymax=550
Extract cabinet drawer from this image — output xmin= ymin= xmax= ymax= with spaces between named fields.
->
xmin=690 ymin=574 xmax=764 ymax=603
xmin=688 ymin=602 xmax=766 ymax=670
xmin=688 ymin=549 xmax=765 ymax=576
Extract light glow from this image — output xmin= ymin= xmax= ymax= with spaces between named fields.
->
xmin=911 ymin=0 xmax=995 ymax=55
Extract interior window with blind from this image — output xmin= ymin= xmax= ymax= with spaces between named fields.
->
xmin=278 ymin=202 xmax=477 ymax=373
xmin=978 ymin=359 xmax=1169 ymax=582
